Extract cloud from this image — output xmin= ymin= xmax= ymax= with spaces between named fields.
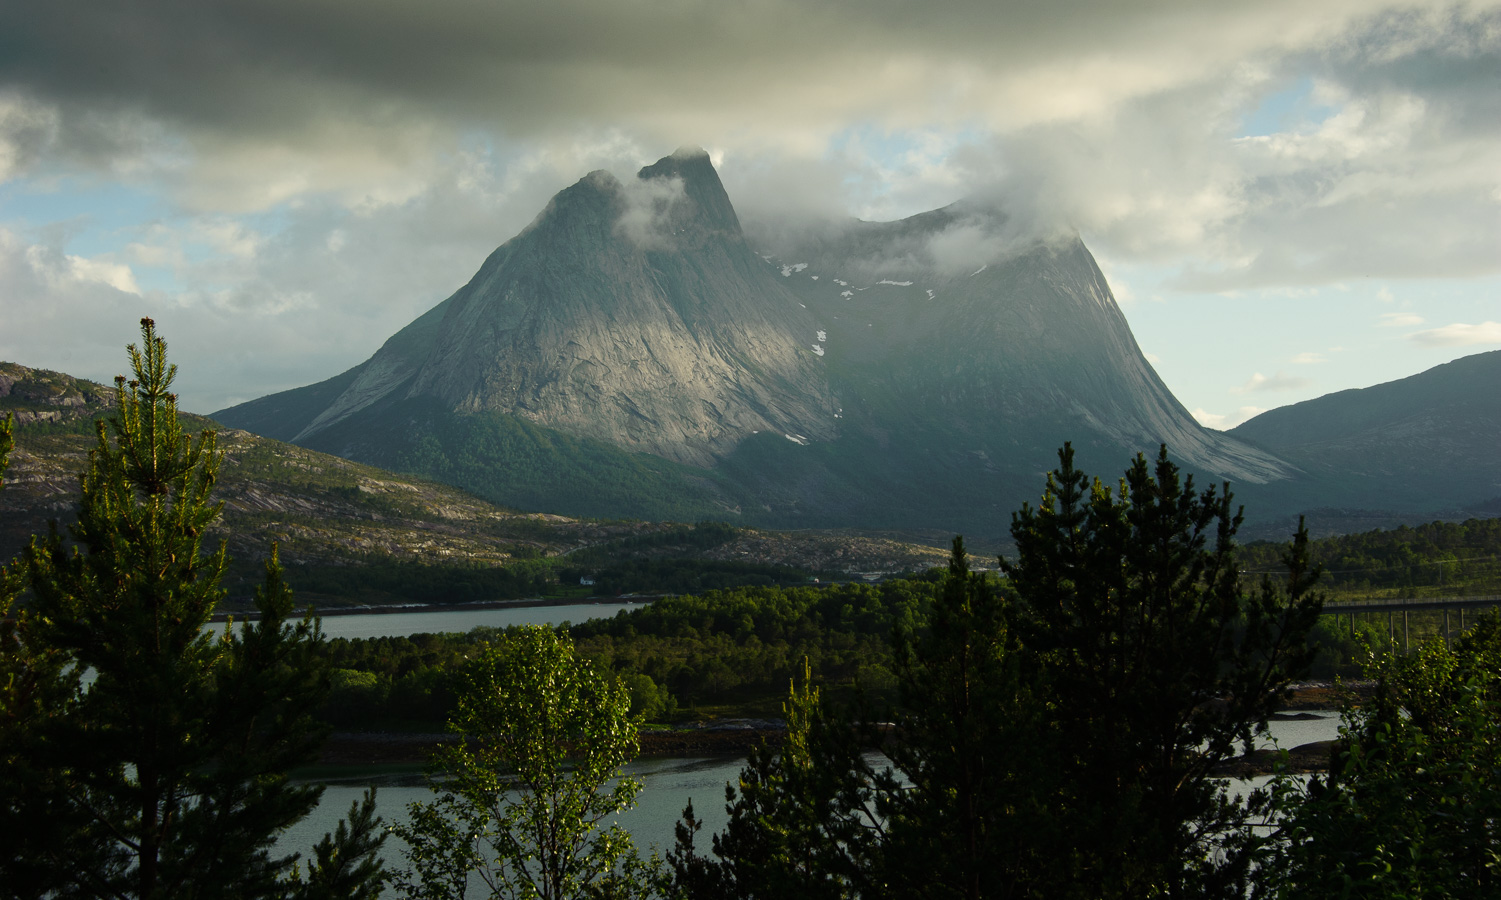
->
xmin=1409 ymin=321 xmax=1501 ymax=347
xmin=614 ymin=173 xmax=687 ymax=250
xmin=1233 ymin=370 xmax=1312 ymax=393
xmin=0 ymin=0 xmax=1498 ymax=412
xmin=3 ymin=1 xmax=1495 ymax=254
xmin=23 ymin=241 xmax=142 ymax=295
xmin=0 ymin=147 xmax=601 ymax=411
xmin=1290 ymin=351 xmax=1327 ymax=363
xmin=1380 ymin=311 xmax=1426 ymax=326
xmin=1192 ymin=405 xmax=1266 ymax=430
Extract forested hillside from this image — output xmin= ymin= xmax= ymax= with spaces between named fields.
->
xmin=1240 ymin=517 xmax=1501 ymax=598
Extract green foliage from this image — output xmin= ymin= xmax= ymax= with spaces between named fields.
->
xmin=875 ymin=537 xmax=1041 ymax=899
xmin=1264 ymin=615 xmax=1501 ymax=898
xmin=563 ymin=522 xmax=742 ymax=566
xmin=572 ymin=580 xmax=935 ymax=713
xmin=0 ymin=411 xmax=11 ymax=474
xmin=677 ymin=445 xmax=1324 ymax=900
xmin=394 ymin=626 xmax=653 ymax=900
xmin=292 ymin=557 xmax=554 ymax=604
xmin=0 ymin=412 xmax=95 ymax=899
xmin=291 ymin=789 xmax=390 ymax=900
xmin=670 ymin=659 xmax=884 ymax=900
xmin=1 ymin=321 xmax=385 ymax=898
xmin=1001 ymin=444 xmax=1324 ymax=898
xmin=620 ymin=672 xmax=678 ymax=723
xmin=1240 ymin=517 xmax=1501 ymax=599
xmin=565 ymin=557 xmax=819 ymax=597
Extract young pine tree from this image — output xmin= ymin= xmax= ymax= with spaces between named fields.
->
xmin=12 ymin=319 xmax=385 ymax=899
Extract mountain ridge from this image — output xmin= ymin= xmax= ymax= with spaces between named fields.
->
xmin=213 ymin=149 xmax=1495 ymax=540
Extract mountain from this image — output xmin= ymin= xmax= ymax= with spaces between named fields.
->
xmin=1227 ymin=349 xmax=1501 ymax=522
xmin=227 ymin=149 xmax=835 ymax=468
xmin=1 ymin=362 xmax=946 ymax=610
xmin=215 ymin=148 xmax=1303 ymax=542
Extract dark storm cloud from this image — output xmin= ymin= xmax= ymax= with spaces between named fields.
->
xmin=0 ymin=0 xmax=1401 ymax=163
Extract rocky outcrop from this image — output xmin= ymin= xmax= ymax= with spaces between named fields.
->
xmin=0 ymin=362 xmax=116 ymax=426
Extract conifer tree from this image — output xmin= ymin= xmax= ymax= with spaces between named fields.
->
xmin=1002 ymin=443 xmax=1324 ymax=899
xmin=1 ymin=412 xmax=103 ymax=899
xmin=9 ymin=319 xmax=386 ymax=898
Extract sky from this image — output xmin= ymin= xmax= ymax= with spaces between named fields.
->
xmin=0 ymin=0 xmax=1496 ymax=428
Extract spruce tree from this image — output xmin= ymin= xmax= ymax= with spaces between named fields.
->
xmin=10 ymin=319 xmax=385 ymax=898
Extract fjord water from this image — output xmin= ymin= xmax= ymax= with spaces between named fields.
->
xmin=273 ymin=604 xmax=1340 ymax=892
xmin=308 ymin=600 xmax=646 ymax=640
xmin=285 ymin=715 xmax=1339 ymax=896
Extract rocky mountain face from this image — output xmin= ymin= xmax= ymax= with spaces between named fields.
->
xmin=230 ymin=148 xmax=835 ymax=468
xmin=216 ymin=149 xmax=1306 ymax=541
xmin=217 ymin=149 xmax=1491 ymax=543
xmin=750 ymin=202 xmax=1293 ymax=487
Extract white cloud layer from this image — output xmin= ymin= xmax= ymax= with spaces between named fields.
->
xmin=1233 ymin=371 xmax=1313 ymax=393
xmin=1410 ymin=321 xmax=1501 ymax=347
xmin=1380 ymin=312 xmax=1426 ymax=326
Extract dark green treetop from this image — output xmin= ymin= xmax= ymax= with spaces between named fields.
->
xmin=1002 ymin=443 xmax=1324 ymax=898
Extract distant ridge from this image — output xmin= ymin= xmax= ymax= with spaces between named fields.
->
xmin=1229 ymin=349 xmax=1501 ymax=514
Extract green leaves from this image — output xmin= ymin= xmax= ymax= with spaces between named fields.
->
xmin=395 ymin=626 xmax=649 ymax=900
xmin=1267 ymin=616 xmax=1501 ymax=898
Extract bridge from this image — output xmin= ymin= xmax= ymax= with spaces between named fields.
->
xmin=1322 ymin=595 xmax=1501 ymax=650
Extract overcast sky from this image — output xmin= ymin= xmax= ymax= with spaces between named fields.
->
xmin=1 ymin=0 xmax=1496 ymax=429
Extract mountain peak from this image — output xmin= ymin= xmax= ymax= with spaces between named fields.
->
xmin=638 ymin=147 xmax=740 ymax=234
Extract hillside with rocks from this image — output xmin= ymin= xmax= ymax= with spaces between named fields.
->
xmin=1 ymin=362 xmax=948 ymax=611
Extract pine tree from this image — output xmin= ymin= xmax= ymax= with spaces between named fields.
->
xmin=2 ymin=413 xmax=105 ymax=899
xmin=9 ymin=319 xmax=386 ymax=898
xmin=1002 ymin=443 xmax=1324 ymax=899
xmin=876 ymin=537 xmax=1044 ymax=900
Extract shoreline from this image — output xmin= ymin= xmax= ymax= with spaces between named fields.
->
xmin=316 ymin=684 xmax=1357 ymax=775
xmin=317 ymin=727 xmax=783 ymax=767
xmin=209 ymin=594 xmax=659 ymax=623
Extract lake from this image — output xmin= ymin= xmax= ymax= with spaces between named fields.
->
xmin=308 ymin=600 xmax=647 ymax=640
xmin=272 ymin=604 xmax=1342 ymax=895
